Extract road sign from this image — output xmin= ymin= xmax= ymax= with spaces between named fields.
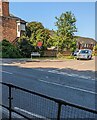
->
xmin=37 ymin=42 xmax=42 ymax=47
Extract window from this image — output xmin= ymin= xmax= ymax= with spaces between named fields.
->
xmin=18 ymin=25 xmax=20 ymax=32
xmin=21 ymin=24 xmax=25 ymax=31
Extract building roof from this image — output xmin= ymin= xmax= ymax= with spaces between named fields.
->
xmin=76 ymin=36 xmax=97 ymax=44
xmin=1 ymin=13 xmax=27 ymax=24
xmin=9 ymin=13 xmax=27 ymax=23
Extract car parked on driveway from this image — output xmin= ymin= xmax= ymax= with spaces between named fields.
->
xmin=77 ymin=49 xmax=92 ymax=60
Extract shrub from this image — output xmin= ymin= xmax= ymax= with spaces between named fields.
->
xmin=1 ymin=39 xmax=21 ymax=58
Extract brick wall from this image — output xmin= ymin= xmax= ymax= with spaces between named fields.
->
xmin=0 ymin=17 xmax=3 ymax=41
xmin=2 ymin=17 xmax=17 ymax=42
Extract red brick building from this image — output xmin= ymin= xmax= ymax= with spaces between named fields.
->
xmin=0 ymin=0 xmax=26 ymax=43
xmin=76 ymin=37 xmax=97 ymax=50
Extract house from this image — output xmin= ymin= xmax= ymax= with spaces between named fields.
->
xmin=76 ymin=36 xmax=97 ymax=50
xmin=0 ymin=0 xmax=26 ymax=43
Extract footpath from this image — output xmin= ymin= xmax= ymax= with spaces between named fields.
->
xmin=1 ymin=57 xmax=95 ymax=72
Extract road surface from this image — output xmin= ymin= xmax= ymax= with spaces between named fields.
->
xmin=1 ymin=59 xmax=96 ymax=118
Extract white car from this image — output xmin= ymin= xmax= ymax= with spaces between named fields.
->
xmin=72 ymin=50 xmax=79 ymax=56
xmin=77 ymin=49 xmax=92 ymax=60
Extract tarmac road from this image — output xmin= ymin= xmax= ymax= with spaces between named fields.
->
xmin=1 ymin=58 xmax=97 ymax=118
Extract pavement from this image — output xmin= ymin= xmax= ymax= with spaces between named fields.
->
xmin=1 ymin=56 xmax=96 ymax=71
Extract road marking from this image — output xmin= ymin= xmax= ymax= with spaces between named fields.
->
xmin=2 ymin=63 xmax=10 ymax=66
xmin=1 ymin=68 xmax=96 ymax=94
xmin=48 ymin=70 xmax=95 ymax=81
xmin=0 ymin=70 xmax=13 ymax=74
xmin=39 ymin=79 xmax=96 ymax=95
xmin=14 ymin=107 xmax=47 ymax=119
xmin=1 ymin=106 xmax=22 ymax=118
xmin=37 ymin=68 xmax=95 ymax=81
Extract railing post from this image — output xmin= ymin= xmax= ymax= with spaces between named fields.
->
xmin=57 ymin=103 xmax=62 ymax=120
xmin=8 ymin=84 xmax=13 ymax=120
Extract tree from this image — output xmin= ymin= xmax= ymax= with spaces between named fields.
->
xmin=17 ymin=36 xmax=34 ymax=58
xmin=55 ymin=11 xmax=77 ymax=51
xmin=26 ymin=21 xmax=51 ymax=54
xmin=26 ymin=22 xmax=44 ymax=38
xmin=36 ymin=28 xmax=51 ymax=49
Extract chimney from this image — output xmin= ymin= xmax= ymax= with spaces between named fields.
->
xmin=0 ymin=0 xmax=9 ymax=17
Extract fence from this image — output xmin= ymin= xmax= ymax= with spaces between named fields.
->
xmin=1 ymin=82 xmax=97 ymax=120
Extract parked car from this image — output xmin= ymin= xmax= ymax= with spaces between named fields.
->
xmin=72 ymin=50 xmax=79 ymax=56
xmin=77 ymin=49 xmax=92 ymax=60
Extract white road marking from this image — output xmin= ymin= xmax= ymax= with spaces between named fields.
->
xmin=2 ymin=63 xmax=10 ymax=66
xmin=1 ymin=68 xmax=96 ymax=94
xmin=48 ymin=70 xmax=95 ymax=81
xmin=39 ymin=79 xmax=96 ymax=95
xmin=1 ymin=106 xmax=22 ymax=118
xmin=0 ymin=70 xmax=13 ymax=74
xmin=37 ymin=68 xmax=95 ymax=81
xmin=14 ymin=107 xmax=47 ymax=119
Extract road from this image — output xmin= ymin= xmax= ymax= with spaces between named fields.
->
xmin=1 ymin=58 xmax=96 ymax=118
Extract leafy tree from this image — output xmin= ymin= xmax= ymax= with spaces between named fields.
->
xmin=1 ymin=39 xmax=21 ymax=58
xmin=55 ymin=11 xmax=77 ymax=51
xmin=48 ymin=31 xmax=60 ymax=50
xmin=17 ymin=35 xmax=34 ymax=58
xmin=36 ymin=28 xmax=51 ymax=49
xmin=26 ymin=22 xmax=51 ymax=55
xmin=26 ymin=22 xmax=44 ymax=38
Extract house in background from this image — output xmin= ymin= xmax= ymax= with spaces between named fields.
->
xmin=0 ymin=0 xmax=26 ymax=43
xmin=76 ymin=37 xmax=97 ymax=50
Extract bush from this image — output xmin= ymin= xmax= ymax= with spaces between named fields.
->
xmin=93 ymin=44 xmax=97 ymax=51
xmin=1 ymin=39 xmax=21 ymax=58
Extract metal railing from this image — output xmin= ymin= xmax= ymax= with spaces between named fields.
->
xmin=1 ymin=82 xmax=97 ymax=120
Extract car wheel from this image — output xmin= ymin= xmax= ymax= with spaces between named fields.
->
xmin=90 ymin=56 xmax=92 ymax=60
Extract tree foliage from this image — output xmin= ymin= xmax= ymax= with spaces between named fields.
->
xmin=55 ymin=11 xmax=77 ymax=51
xmin=17 ymin=35 xmax=34 ymax=58
xmin=26 ymin=22 xmax=51 ymax=52
xmin=26 ymin=22 xmax=44 ymax=38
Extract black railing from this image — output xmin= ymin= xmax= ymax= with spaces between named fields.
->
xmin=1 ymin=82 xmax=97 ymax=120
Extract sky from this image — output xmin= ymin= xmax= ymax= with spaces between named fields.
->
xmin=10 ymin=2 xmax=95 ymax=39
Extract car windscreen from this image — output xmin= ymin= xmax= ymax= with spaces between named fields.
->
xmin=80 ymin=50 xmax=89 ymax=54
